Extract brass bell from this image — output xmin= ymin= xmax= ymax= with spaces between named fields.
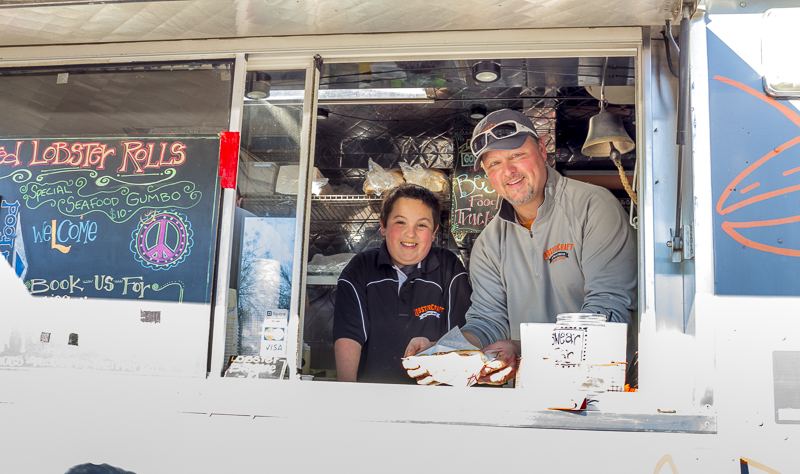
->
xmin=581 ymin=109 xmax=635 ymax=157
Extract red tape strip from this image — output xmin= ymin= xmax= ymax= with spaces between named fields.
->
xmin=218 ymin=131 xmax=240 ymax=189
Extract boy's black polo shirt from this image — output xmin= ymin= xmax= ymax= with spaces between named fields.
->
xmin=333 ymin=242 xmax=471 ymax=384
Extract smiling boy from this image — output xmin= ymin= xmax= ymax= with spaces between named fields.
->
xmin=333 ymin=184 xmax=472 ymax=383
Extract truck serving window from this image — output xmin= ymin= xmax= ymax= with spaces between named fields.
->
xmin=234 ymin=57 xmax=640 ymax=388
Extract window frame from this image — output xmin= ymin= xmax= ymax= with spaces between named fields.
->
xmin=0 ymin=26 xmax=716 ymax=433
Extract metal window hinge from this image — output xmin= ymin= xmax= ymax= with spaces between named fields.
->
xmin=667 ymin=224 xmax=694 ymax=262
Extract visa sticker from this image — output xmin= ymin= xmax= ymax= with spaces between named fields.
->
xmin=261 ymin=310 xmax=289 ymax=358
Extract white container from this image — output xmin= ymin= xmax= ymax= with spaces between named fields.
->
xmin=244 ymin=162 xmax=279 ymax=195
xmin=519 ymin=319 xmax=628 ymax=394
xmin=275 ymin=165 xmax=331 ymax=195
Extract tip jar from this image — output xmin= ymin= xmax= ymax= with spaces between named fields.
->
xmin=555 ymin=312 xmax=607 ymax=327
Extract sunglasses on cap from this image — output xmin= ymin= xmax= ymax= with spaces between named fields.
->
xmin=470 ymin=120 xmax=539 ymax=157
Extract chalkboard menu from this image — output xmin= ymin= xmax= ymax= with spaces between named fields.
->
xmin=451 ymin=126 xmax=501 ymax=234
xmin=0 ymin=137 xmax=221 ymax=303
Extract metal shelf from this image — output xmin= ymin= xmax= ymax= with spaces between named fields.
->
xmin=311 ymin=195 xmax=382 ymax=222
xmin=241 ymin=195 xmax=298 ymax=217
xmin=310 ymin=194 xmax=450 ymax=222
xmin=312 ymin=194 xmax=383 ymax=202
xmin=243 ymin=193 xmax=451 ymax=225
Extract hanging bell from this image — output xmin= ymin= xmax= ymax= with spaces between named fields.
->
xmin=581 ymin=109 xmax=635 ymax=157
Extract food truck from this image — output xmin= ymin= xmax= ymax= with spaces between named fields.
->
xmin=1 ymin=0 xmax=798 ymax=472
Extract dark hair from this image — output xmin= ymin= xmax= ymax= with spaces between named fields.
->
xmin=380 ymin=184 xmax=441 ymax=230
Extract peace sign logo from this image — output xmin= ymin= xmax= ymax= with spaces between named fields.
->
xmin=130 ymin=210 xmax=194 ymax=270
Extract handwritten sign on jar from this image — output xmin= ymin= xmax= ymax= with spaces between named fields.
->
xmin=551 ymin=326 xmax=588 ymax=366
xmin=451 ymin=128 xmax=501 ymax=234
xmin=0 ymin=136 xmax=221 ymax=303
xmin=551 ymin=314 xmax=608 ymax=367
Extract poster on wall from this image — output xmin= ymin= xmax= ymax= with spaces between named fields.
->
xmin=0 ymin=137 xmax=221 ymax=303
xmin=236 ymin=216 xmax=296 ymax=356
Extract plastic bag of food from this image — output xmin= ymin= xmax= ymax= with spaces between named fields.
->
xmin=306 ymin=253 xmax=356 ymax=274
xmin=399 ymin=162 xmax=450 ymax=194
xmin=363 ymin=158 xmax=404 ymax=195
xmin=276 ymin=165 xmax=331 ymax=195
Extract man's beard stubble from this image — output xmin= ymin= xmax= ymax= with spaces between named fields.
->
xmin=502 ymin=174 xmax=535 ymax=206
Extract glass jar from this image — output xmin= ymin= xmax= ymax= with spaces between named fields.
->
xmin=555 ymin=312 xmax=606 ymax=327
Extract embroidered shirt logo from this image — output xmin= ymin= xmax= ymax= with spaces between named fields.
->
xmin=543 ymin=242 xmax=574 ymax=264
xmin=415 ymin=304 xmax=444 ymax=320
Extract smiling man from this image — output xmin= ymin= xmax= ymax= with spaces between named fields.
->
xmin=406 ymin=109 xmax=637 ymax=385
xmin=333 ymin=184 xmax=471 ymax=383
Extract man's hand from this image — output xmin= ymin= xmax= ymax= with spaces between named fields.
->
xmin=403 ymin=337 xmax=440 ymax=384
xmin=477 ymin=339 xmax=521 ymax=385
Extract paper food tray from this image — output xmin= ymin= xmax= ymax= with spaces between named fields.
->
xmin=401 ymin=327 xmax=496 ymax=387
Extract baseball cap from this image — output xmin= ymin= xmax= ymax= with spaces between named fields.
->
xmin=470 ymin=109 xmax=539 ymax=171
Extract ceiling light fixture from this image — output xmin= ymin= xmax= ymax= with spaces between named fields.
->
xmin=245 ymin=72 xmax=272 ymax=100
xmin=469 ymin=104 xmax=487 ymax=120
xmin=472 ymin=61 xmax=501 ymax=83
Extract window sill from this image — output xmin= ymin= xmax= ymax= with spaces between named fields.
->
xmin=191 ymin=377 xmax=717 ymax=434
xmin=0 ymin=370 xmax=716 ymax=434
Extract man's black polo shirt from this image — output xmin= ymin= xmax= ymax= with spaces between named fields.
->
xmin=333 ymin=242 xmax=471 ymax=384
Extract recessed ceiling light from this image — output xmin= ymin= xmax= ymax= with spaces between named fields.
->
xmin=472 ymin=61 xmax=501 ymax=83
xmin=245 ymin=72 xmax=271 ymax=100
xmin=469 ymin=104 xmax=487 ymax=120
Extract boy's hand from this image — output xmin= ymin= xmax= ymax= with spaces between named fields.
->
xmin=404 ymin=337 xmax=433 ymax=357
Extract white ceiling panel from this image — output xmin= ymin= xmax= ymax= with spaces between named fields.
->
xmin=0 ymin=0 xmax=676 ymax=47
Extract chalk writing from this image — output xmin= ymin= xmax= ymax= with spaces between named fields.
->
xmin=20 ymin=177 xmax=201 ymax=224
xmin=451 ymin=176 xmax=501 ymax=233
xmin=0 ymin=139 xmax=191 ymax=172
xmin=24 ymin=274 xmax=185 ymax=301
xmin=31 ymin=218 xmax=98 ymax=247
xmin=0 ymin=198 xmax=29 ymax=279
xmin=117 ymin=140 xmax=187 ymax=173
xmin=0 ymin=141 xmax=24 ymax=167
xmin=1 ymin=199 xmax=19 ymax=246
xmin=454 ymin=173 xmax=496 ymax=198
xmin=451 ymin=127 xmax=502 ymax=234
xmin=0 ymin=168 xmax=32 ymax=185
xmin=49 ymin=219 xmax=72 ymax=254
xmin=1 ymin=137 xmax=219 ymax=303
xmin=130 ymin=210 xmax=194 ymax=270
